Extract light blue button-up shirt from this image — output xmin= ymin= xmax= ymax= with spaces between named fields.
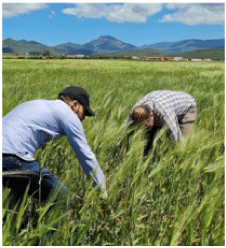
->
xmin=3 ymin=99 xmax=107 ymax=198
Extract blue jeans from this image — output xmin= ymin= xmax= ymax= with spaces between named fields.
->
xmin=3 ymin=154 xmax=69 ymax=203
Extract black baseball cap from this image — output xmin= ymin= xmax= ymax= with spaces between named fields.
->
xmin=59 ymin=86 xmax=95 ymax=116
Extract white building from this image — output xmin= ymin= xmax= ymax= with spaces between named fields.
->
xmin=191 ymin=59 xmax=203 ymax=62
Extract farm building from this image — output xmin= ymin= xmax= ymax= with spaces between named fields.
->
xmin=146 ymin=57 xmax=159 ymax=60
xmin=146 ymin=56 xmax=180 ymax=61
xmin=173 ymin=57 xmax=184 ymax=61
xmin=67 ymin=55 xmax=85 ymax=58
xmin=191 ymin=59 xmax=203 ymax=62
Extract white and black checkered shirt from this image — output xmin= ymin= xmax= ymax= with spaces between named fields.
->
xmin=124 ymin=90 xmax=196 ymax=144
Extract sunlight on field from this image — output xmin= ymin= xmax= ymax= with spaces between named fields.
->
xmin=2 ymin=59 xmax=225 ymax=245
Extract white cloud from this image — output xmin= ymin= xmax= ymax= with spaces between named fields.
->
xmin=62 ymin=4 xmax=109 ymax=19
xmin=160 ymin=3 xmax=225 ymax=25
xmin=3 ymin=3 xmax=48 ymax=18
xmin=49 ymin=10 xmax=56 ymax=19
xmin=62 ymin=3 xmax=163 ymax=23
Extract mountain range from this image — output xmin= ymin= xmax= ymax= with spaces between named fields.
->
xmin=141 ymin=39 xmax=225 ymax=52
xmin=2 ymin=35 xmax=225 ymax=56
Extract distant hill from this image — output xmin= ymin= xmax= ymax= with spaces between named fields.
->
xmin=53 ymin=42 xmax=85 ymax=54
xmin=51 ymin=36 xmax=136 ymax=55
xmin=53 ymin=42 xmax=95 ymax=55
xmin=83 ymin=35 xmax=137 ymax=51
xmin=141 ymin=39 xmax=225 ymax=52
xmin=107 ymin=48 xmax=169 ymax=58
xmin=174 ymin=48 xmax=225 ymax=60
xmin=109 ymin=47 xmax=225 ymax=60
xmin=3 ymin=38 xmax=58 ymax=55
xmin=2 ymin=36 xmax=225 ymax=59
xmin=3 ymin=36 xmax=137 ymax=55
xmin=95 ymin=38 xmax=225 ymax=60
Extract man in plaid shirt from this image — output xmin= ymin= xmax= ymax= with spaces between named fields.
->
xmin=124 ymin=90 xmax=197 ymax=156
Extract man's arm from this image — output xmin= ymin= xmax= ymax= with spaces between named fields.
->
xmin=163 ymin=111 xmax=182 ymax=145
xmin=59 ymin=113 xmax=108 ymax=199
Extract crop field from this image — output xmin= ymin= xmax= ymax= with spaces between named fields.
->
xmin=2 ymin=59 xmax=225 ymax=245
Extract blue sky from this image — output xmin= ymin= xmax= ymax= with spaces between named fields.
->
xmin=2 ymin=3 xmax=225 ymax=47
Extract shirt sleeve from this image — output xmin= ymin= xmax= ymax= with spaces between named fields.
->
xmin=59 ymin=112 xmax=108 ymax=199
xmin=163 ymin=111 xmax=182 ymax=145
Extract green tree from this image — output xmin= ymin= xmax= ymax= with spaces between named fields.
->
xmin=43 ymin=50 xmax=51 ymax=57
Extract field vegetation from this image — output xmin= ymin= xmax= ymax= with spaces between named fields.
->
xmin=106 ymin=48 xmax=225 ymax=60
xmin=2 ymin=59 xmax=225 ymax=245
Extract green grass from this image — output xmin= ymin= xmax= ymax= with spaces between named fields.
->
xmin=2 ymin=59 xmax=225 ymax=245
xmin=106 ymin=47 xmax=225 ymax=60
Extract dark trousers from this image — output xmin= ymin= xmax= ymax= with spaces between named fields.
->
xmin=144 ymin=126 xmax=161 ymax=157
xmin=3 ymin=154 xmax=70 ymax=206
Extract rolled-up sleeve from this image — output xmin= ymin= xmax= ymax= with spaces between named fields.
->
xmin=59 ymin=112 xmax=107 ymax=198
xmin=163 ymin=111 xmax=182 ymax=145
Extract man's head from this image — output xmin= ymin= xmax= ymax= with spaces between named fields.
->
xmin=132 ymin=105 xmax=155 ymax=130
xmin=58 ymin=86 xmax=95 ymax=121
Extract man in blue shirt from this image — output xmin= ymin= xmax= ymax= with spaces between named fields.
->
xmin=3 ymin=86 xmax=107 ymax=207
